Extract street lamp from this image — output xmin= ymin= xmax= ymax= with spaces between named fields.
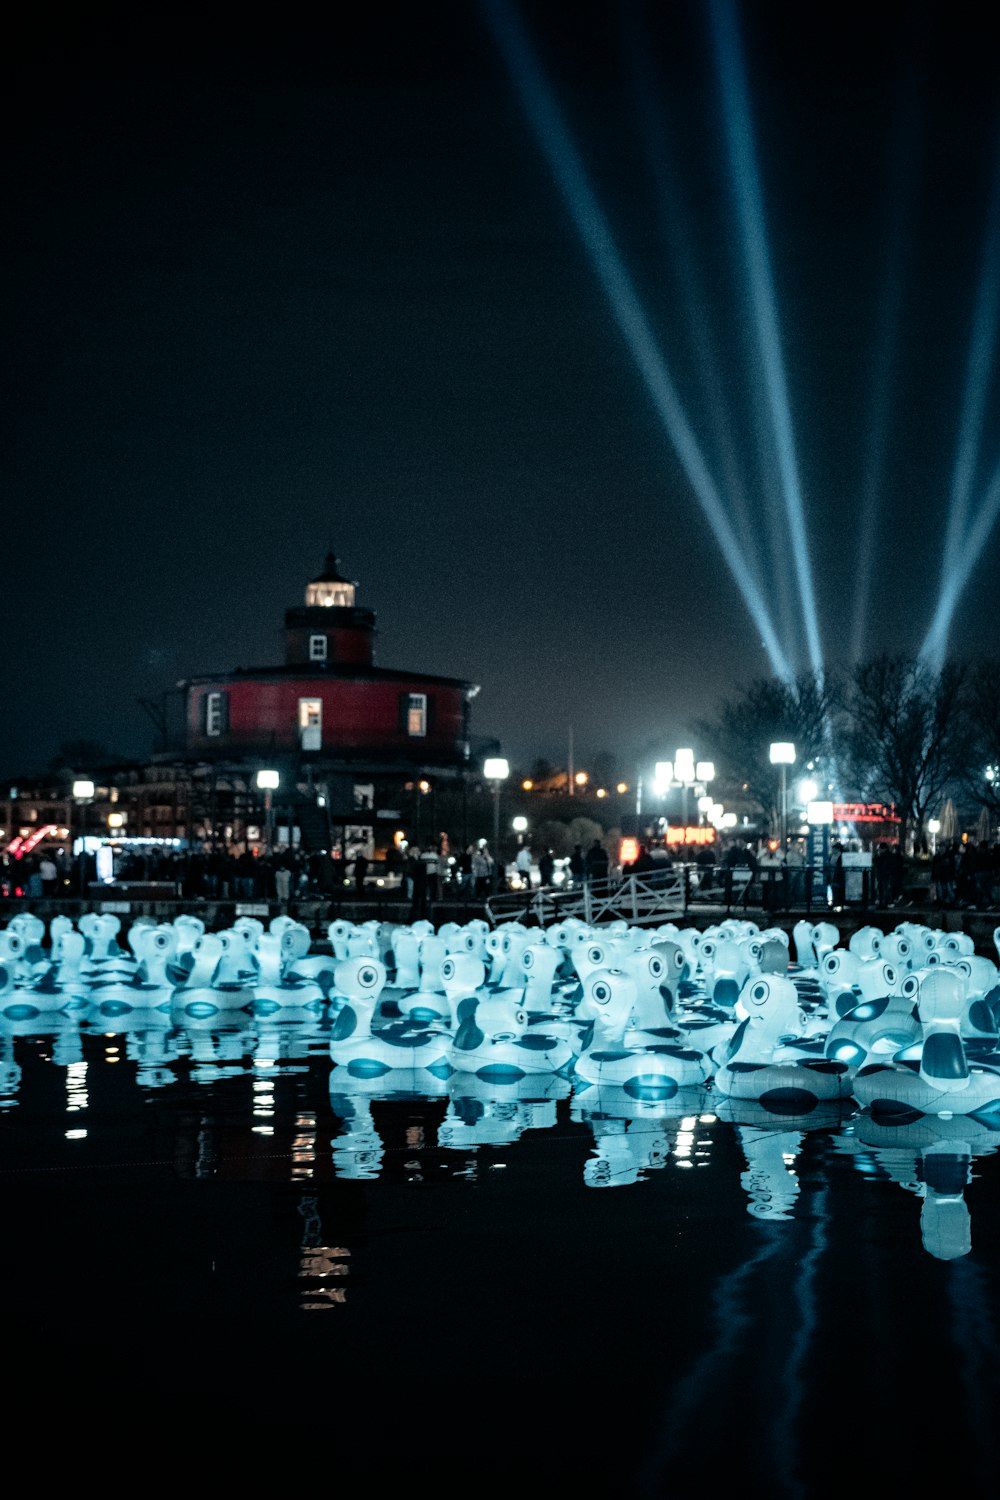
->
xmin=928 ymin=817 xmax=941 ymax=856
xmin=770 ymin=742 xmax=796 ymax=849
xmin=655 ymin=753 xmax=715 ymax=830
xmin=484 ymin=757 xmax=509 ymax=856
xmin=255 ymin=768 xmax=279 ymax=854
xmin=72 ymin=779 xmax=95 ymax=898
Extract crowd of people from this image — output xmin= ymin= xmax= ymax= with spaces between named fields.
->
xmin=2 ymin=833 xmax=999 ymax=916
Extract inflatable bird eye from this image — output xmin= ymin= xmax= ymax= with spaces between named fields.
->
xmin=748 ymin=981 xmax=769 ymax=1005
xmin=591 ymin=980 xmax=612 ymax=1005
xmin=588 ymin=946 xmax=603 ymax=964
xmin=441 ymin=959 xmax=456 ymax=980
xmin=359 ymin=966 xmax=378 ymax=987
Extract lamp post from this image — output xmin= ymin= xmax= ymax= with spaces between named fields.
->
xmin=927 ymin=817 xmax=940 ymax=856
xmin=72 ymin=779 xmax=95 ymax=898
xmin=770 ymin=742 xmax=796 ymax=850
xmin=255 ymin=769 xmax=279 ymax=855
xmin=484 ymin=757 xmax=509 ymax=858
xmin=655 ymin=754 xmax=715 ymax=835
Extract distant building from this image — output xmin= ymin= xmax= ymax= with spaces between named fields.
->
xmin=179 ymin=550 xmax=478 ymax=768
xmin=1 ymin=551 xmax=497 ymax=870
xmin=151 ymin=548 xmax=492 ymax=856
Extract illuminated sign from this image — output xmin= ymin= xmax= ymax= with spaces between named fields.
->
xmin=664 ymin=826 xmax=717 ymax=845
xmin=832 ymin=803 xmax=899 ymax=824
xmin=619 ymin=837 xmax=640 ymax=865
xmin=6 ymin=824 xmax=61 ymax=859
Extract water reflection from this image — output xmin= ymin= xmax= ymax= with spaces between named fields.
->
xmin=4 ymin=996 xmax=1000 ymax=1263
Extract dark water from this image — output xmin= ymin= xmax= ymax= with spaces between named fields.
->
xmin=3 ymin=998 xmax=1000 ymax=1498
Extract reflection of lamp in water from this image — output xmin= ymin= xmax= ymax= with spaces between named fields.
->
xmin=72 ymin=779 xmax=95 ymax=897
xmin=255 ymin=769 xmax=280 ymax=853
xmin=484 ymin=758 xmax=509 ymax=856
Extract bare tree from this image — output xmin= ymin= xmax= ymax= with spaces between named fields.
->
xmin=695 ymin=670 xmax=840 ymax=832
xmin=841 ymin=654 xmax=970 ymax=852
xmin=962 ymin=657 xmax=1000 ymax=824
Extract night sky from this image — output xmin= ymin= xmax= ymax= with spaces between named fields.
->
xmin=6 ymin=1 xmax=1000 ymax=780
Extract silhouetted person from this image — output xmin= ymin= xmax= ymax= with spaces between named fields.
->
xmin=410 ymin=849 xmax=428 ymax=919
xmin=585 ymin=839 xmax=609 ymax=883
xmin=569 ymin=844 xmax=586 ymax=886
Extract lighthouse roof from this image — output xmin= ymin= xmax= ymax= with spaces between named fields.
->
xmin=310 ymin=551 xmax=354 ymax=586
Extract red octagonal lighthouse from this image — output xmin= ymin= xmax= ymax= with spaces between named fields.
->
xmin=181 ymin=550 xmax=480 ymax=769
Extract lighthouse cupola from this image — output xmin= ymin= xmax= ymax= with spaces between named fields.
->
xmin=284 ymin=551 xmax=376 ymax=667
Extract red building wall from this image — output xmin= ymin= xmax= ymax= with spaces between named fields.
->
xmin=186 ymin=676 xmax=467 ymax=758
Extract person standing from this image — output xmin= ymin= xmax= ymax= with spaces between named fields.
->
xmin=584 ymin=838 xmax=609 ymax=884
xmin=39 ymin=852 xmax=59 ymax=897
xmin=409 ymin=847 xmax=429 ymax=919
xmin=569 ymin=844 xmax=586 ymax=886
xmin=515 ymin=844 xmax=533 ymax=888
xmin=472 ymin=844 xmax=491 ymax=898
xmin=784 ymin=839 xmax=805 ymax=906
xmin=538 ymin=848 xmax=556 ymax=887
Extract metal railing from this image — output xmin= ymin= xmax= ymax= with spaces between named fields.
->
xmin=486 ymin=869 xmax=688 ymax=927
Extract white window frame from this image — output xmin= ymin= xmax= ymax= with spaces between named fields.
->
xmin=206 ymin=691 xmax=225 ymax=737
xmin=299 ymin=697 xmax=322 ymax=751
xmin=309 ymin=634 xmax=328 ymax=662
xmin=406 ymin=693 xmax=427 ymax=737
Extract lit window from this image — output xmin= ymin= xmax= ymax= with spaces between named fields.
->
xmin=299 ymin=698 xmax=322 ymax=751
xmin=309 ymin=634 xmax=328 ymax=662
xmin=406 ymin=693 xmax=427 ymax=737
xmin=205 ymin=691 xmax=227 ymax=737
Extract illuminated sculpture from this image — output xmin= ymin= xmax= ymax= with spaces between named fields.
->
xmin=519 ymin=939 xmax=561 ymax=1014
xmin=86 ymin=922 xmax=177 ymax=1018
xmin=853 ymin=967 xmax=1000 ymax=1117
xmin=329 ymin=956 xmax=452 ymax=1079
xmin=390 ymin=927 xmax=422 ymax=991
xmin=249 ymin=922 xmax=325 ymax=1017
xmin=449 ymin=989 xmax=575 ymax=1080
xmin=28 ymin=927 xmax=91 ymax=1010
xmin=823 ymin=992 xmax=922 ymax=1074
xmin=483 ymin=927 xmax=514 ymax=985
xmin=621 ymin=944 xmax=683 ymax=1038
xmin=697 ymin=934 xmax=758 ymax=1010
xmin=952 ymin=954 xmax=1000 ymax=1042
xmin=791 ymin=919 xmax=820 ymax=973
xmin=879 ymin=931 xmax=917 ymax=972
xmin=395 ymin=947 xmax=473 ymax=1025
xmin=572 ymin=968 xmax=711 ymax=1097
xmin=846 ymin=925 xmax=883 ymax=962
xmin=711 ymin=973 xmax=853 ymax=1103
xmin=817 ymin=948 xmax=863 ymax=1022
